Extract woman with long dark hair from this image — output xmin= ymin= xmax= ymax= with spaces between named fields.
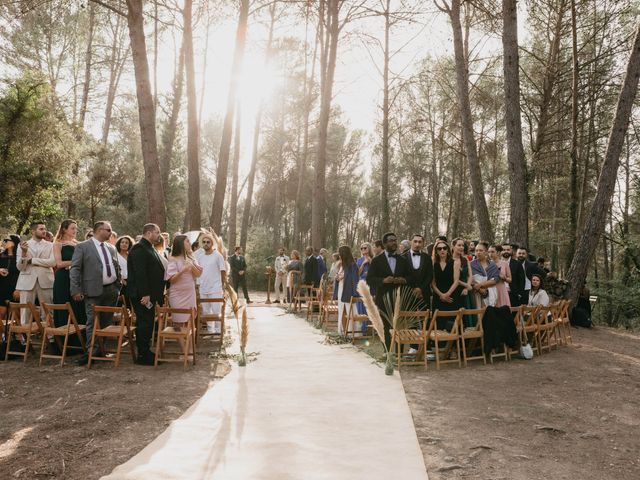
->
xmin=0 ymin=234 xmax=20 ymax=320
xmin=115 ymin=235 xmax=134 ymax=300
xmin=431 ymin=238 xmax=461 ymax=315
xmin=333 ymin=245 xmax=359 ymax=336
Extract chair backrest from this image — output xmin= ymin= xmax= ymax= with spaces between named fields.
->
xmin=510 ymin=305 xmax=522 ymax=325
xmin=395 ymin=310 xmax=430 ymax=331
xmin=156 ymin=305 xmax=194 ymax=330
xmin=8 ymin=302 xmax=41 ymax=328
xmin=460 ymin=308 xmax=485 ymax=332
xmin=429 ymin=309 xmax=461 ymax=334
xmin=197 ymin=298 xmax=226 ymax=318
xmin=42 ymin=302 xmax=78 ymax=328
xmin=93 ymin=305 xmax=128 ymax=329
xmin=534 ymin=305 xmax=554 ymax=326
xmin=520 ymin=305 xmax=540 ymax=326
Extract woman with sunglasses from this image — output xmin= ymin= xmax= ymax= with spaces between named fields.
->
xmin=431 ymin=238 xmax=461 ymax=327
xmin=0 ymin=234 xmax=21 ymax=320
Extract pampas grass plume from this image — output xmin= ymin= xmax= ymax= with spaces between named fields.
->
xmin=357 ymin=280 xmax=387 ymax=350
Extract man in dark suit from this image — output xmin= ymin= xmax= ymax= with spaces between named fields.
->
xmin=303 ymin=246 xmax=318 ymax=287
xmin=127 ymin=223 xmax=166 ymax=365
xmin=229 ymin=246 xmax=251 ymax=303
xmin=366 ymin=232 xmax=411 ymax=348
xmin=514 ymin=246 xmax=545 ymax=306
xmin=70 ymin=220 xmax=121 ymax=365
xmin=403 ymin=234 xmax=433 ymax=310
xmin=502 ymin=242 xmax=522 ymax=306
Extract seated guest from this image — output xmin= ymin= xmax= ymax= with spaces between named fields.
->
xmin=127 ymin=223 xmax=166 ymax=365
xmin=166 ymin=235 xmax=203 ymax=352
xmin=527 ymin=274 xmax=549 ymax=306
xmin=194 ymin=233 xmax=226 ymax=333
xmin=470 ymin=241 xmax=500 ymax=307
xmin=0 ymin=234 xmax=20 ymax=321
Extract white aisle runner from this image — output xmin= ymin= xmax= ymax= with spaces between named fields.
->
xmin=103 ymin=307 xmax=428 ymax=480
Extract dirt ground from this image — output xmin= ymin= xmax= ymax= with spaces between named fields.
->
xmin=0 ymin=335 xmax=231 ymax=480
xmin=402 ymin=325 xmax=640 ymax=480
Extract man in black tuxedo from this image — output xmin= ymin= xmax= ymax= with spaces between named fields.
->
xmin=404 ymin=234 xmax=433 ymax=310
xmin=303 ymin=246 xmax=318 ymax=287
xmin=366 ymin=232 xmax=411 ymax=348
xmin=502 ymin=242 xmax=522 ymax=306
xmin=127 ymin=223 xmax=166 ymax=365
xmin=514 ymin=246 xmax=544 ymax=306
xmin=229 ymin=246 xmax=251 ymax=303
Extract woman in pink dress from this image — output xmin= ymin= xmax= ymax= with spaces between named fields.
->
xmin=166 ymin=235 xmax=203 ymax=351
xmin=489 ymin=244 xmax=511 ymax=307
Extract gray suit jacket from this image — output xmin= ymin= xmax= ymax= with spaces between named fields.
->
xmin=70 ymin=239 xmax=121 ymax=297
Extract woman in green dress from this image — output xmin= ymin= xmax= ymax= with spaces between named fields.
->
xmin=53 ymin=219 xmax=86 ymax=329
xmin=452 ymin=238 xmax=475 ymax=328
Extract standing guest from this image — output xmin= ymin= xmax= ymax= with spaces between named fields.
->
xmin=356 ymin=243 xmax=373 ymax=318
xmin=115 ymin=235 xmax=134 ymax=299
xmin=70 ymin=221 xmax=121 ymax=365
xmin=502 ymin=243 xmax=521 ymax=306
xmin=229 ymin=246 xmax=251 ymax=303
xmin=431 ymin=239 xmax=461 ymax=325
xmin=372 ymin=240 xmax=384 ymax=256
xmin=470 ymin=241 xmax=500 ymax=307
xmin=0 ymin=235 xmax=20 ymax=320
xmin=53 ymin=220 xmax=86 ymax=333
xmin=537 ymin=257 xmax=550 ymax=275
xmin=489 ymin=244 xmax=511 ymax=307
xmin=513 ymin=246 xmax=544 ymax=306
xmin=303 ymin=246 xmax=318 ymax=287
xmin=16 ymin=221 xmax=56 ymax=325
xmin=316 ymin=248 xmax=328 ymax=285
xmin=194 ymin=233 xmax=227 ymax=333
xmin=328 ymin=252 xmax=341 ymax=283
xmin=527 ymin=274 xmax=549 ymax=307
xmin=426 ymin=234 xmax=448 ymax=258
xmin=109 ymin=231 xmax=118 ymax=246
xmin=45 ymin=231 xmax=54 ymax=243
xmin=451 ymin=238 xmax=475 ymax=326
xmin=134 ymin=234 xmax=142 ymax=243
xmin=273 ymin=247 xmax=290 ymax=304
xmin=399 ymin=239 xmax=411 ymax=255
xmin=366 ymin=232 xmax=411 ymax=347
xmin=127 ymin=223 xmax=166 ymax=365
xmin=161 ymin=232 xmax=171 ymax=256
xmin=404 ymin=234 xmax=433 ymax=310
xmin=334 ymin=245 xmax=359 ymax=336
xmin=85 ymin=229 xmax=94 ymax=240
xmin=468 ymin=241 xmax=477 ymax=260
xmin=154 ymin=235 xmax=169 ymax=270
xmin=166 ymin=235 xmax=203 ymax=351
xmin=286 ymin=250 xmax=303 ymax=301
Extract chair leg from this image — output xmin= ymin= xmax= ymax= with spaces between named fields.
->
xmin=60 ymin=332 xmax=70 ymax=367
xmin=434 ymin=338 xmax=440 ymax=371
xmin=461 ymin=337 xmax=468 ymax=367
xmin=481 ymin=338 xmax=487 ymax=365
xmin=456 ymin=339 xmax=462 ymax=368
xmin=154 ymin=333 xmax=161 ymax=368
xmin=115 ymin=334 xmax=124 ymax=368
xmin=23 ymin=330 xmax=32 ymax=363
xmin=39 ymin=330 xmax=47 ymax=366
xmin=88 ymin=328 xmax=98 ymax=369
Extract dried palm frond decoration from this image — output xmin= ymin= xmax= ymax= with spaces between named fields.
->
xmin=239 ymin=307 xmax=249 ymax=366
xmin=381 ymin=286 xmax=424 ymax=331
xmin=357 ymin=280 xmax=394 ymax=375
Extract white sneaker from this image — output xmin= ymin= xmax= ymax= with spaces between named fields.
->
xmin=408 ymin=348 xmax=418 ymax=355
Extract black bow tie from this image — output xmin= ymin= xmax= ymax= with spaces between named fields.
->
xmin=388 ymin=253 xmax=396 ymax=258
xmin=412 ymin=252 xmax=421 ymax=256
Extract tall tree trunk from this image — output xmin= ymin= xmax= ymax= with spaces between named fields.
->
xmin=566 ymin=0 xmax=580 ymax=270
xmin=160 ymin=40 xmax=185 ymax=192
xmin=102 ymin=16 xmax=128 ymax=145
xmin=443 ymin=0 xmax=493 ymax=241
xmin=78 ymin=3 xmax=95 ymax=130
xmin=566 ymin=22 xmax=640 ymax=305
xmin=228 ymin=102 xmax=241 ymax=248
xmin=239 ymin=3 xmax=276 ymax=250
xmin=210 ymin=0 xmax=249 ymax=233
xmin=502 ymin=0 xmax=528 ymax=246
xmin=184 ymin=0 xmax=201 ymax=229
xmin=125 ymin=0 xmax=166 ymax=228
xmin=312 ymin=0 xmax=339 ymax=248
xmin=380 ymin=0 xmax=391 ymax=234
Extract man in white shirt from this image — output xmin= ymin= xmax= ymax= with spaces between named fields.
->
xmin=273 ymin=247 xmax=289 ymax=303
xmin=16 ymin=221 xmax=56 ymax=325
xmin=194 ymin=233 xmax=227 ymax=333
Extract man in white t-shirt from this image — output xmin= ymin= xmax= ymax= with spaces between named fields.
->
xmin=273 ymin=247 xmax=290 ymax=303
xmin=194 ymin=233 xmax=226 ymax=333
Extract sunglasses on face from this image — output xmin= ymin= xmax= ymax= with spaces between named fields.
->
xmin=202 ymin=240 xmax=212 ymax=244
xmin=436 ymin=246 xmax=448 ymax=251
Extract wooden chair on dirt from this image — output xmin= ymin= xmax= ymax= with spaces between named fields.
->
xmin=535 ymin=305 xmax=559 ymax=354
xmin=554 ymin=300 xmax=573 ymax=346
xmin=459 ymin=308 xmax=487 ymax=367
xmin=154 ymin=305 xmax=196 ymax=369
xmin=4 ymin=302 xmax=44 ymax=362
xmin=307 ymin=285 xmax=323 ymax=323
xmin=196 ymin=297 xmax=226 ymax=344
xmin=294 ymin=283 xmax=313 ymax=314
xmin=520 ymin=305 xmax=542 ymax=356
xmin=390 ymin=310 xmax=431 ymax=370
xmin=40 ymin=303 xmax=86 ymax=366
xmin=343 ymin=297 xmax=372 ymax=343
xmin=321 ymin=288 xmax=339 ymax=332
xmin=87 ymin=305 xmax=136 ymax=368
xmin=286 ymin=271 xmax=301 ymax=309
xmin=428 ymin=309 xmax=463 ymax=370
xmin=506 ymin=305 xmax=524 ymax=360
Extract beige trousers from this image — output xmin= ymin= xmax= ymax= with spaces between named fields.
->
xmin=19 ymin=280 xmax=53 ymax=325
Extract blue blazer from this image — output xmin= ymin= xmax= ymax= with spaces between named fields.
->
xmin=333 ymin=262 xmax=359 ymax=303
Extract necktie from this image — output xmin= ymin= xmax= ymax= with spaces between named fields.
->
xmin=100 ymin=243 xmax=113 ymax=277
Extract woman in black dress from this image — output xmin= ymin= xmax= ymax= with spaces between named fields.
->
xmin=52 ymin=220 xmax=86 ymax=328
xmin=431 ymin=238 xmax=461 ymax=329
xmin=0 ymin=234 xmax=20 ymax=320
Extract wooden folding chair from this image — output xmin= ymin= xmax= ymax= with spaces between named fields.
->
xmin=390 ymin=310 xmax=431 ymax=370
xmin=40 ymin=303 xmax=86 ymax=366
xmin=295 ymin=284 xmax=314 ymax=314
xmin=87 ymin=305 xmax=136 ymax=368
xmin=428 ymin=309 xmax=462 ymax=370
xmin=4 ymin=302 xmax=44 ymax=362
xmin=506 ymin=305 xmax=523 ymax=360
xmin=286 ymin=271 xmax=301 ymax=309
xmin=459 ymin=308 xmax=487 ymax=367
xmin=554 ymin=300 xmax=573 ymax=345
xmin=196 ymin=297 xmax=226 ymax=344
xmin=521 ymin=305 xmax=542 ymax=356
xmin=343 ymin=297 xmax=372 ymax=342
xmin=535 ymin=305 xmax=559 ymax=354
xmin=321 ymin=291 xmax=339 ymax=331
xmin=155 ymin=305 xmax=196 ymax=369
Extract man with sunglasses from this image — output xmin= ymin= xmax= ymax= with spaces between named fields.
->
xmin=366 ymin=232 xmax=411 ymax=348
xmin=70 ymin=221 xmax=121 ymax=365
